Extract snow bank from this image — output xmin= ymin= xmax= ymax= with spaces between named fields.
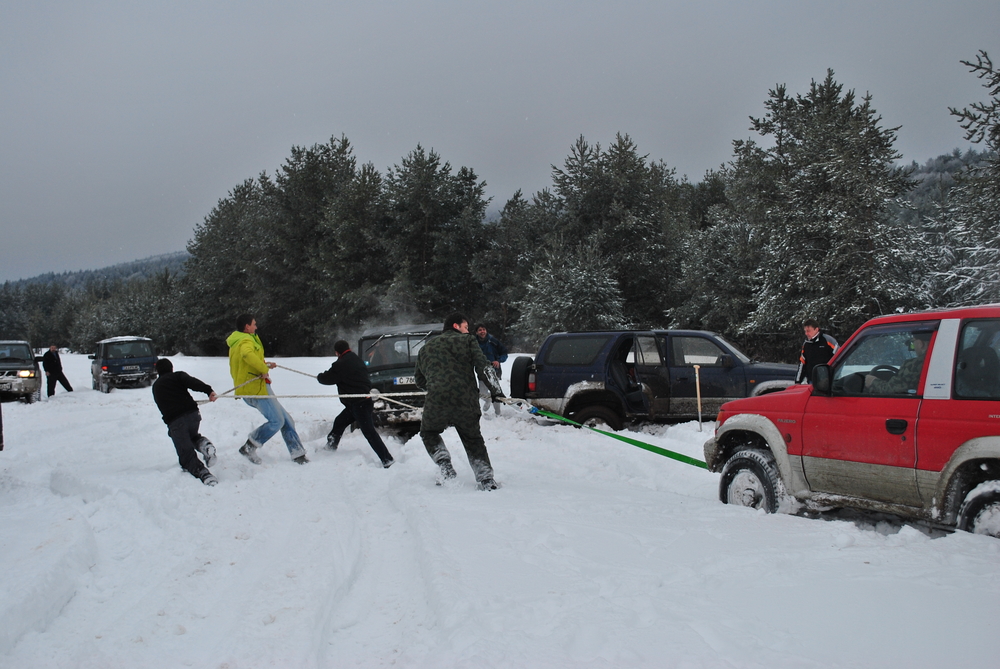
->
xmin=1 ymin=353 xmax=999 ymax=667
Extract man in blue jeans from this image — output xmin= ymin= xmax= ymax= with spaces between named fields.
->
xmin=227 ymin=314 xmax=308 ymax=465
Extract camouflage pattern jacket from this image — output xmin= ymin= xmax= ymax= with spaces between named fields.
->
xmin=415 ymin=330 xmax=503 ymax=430
xmin=868 ymin=355 xmax=926 ymax=396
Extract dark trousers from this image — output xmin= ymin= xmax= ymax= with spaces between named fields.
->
xmin=329 ymin=398 xmax=393 ymax=465
xmin=420 ymin=416 xmax=493 ymax=483
xmin=166 ymin=410 xmax=210 ymax=478
xmin=46 ymin=372 xmax=73 ymax=396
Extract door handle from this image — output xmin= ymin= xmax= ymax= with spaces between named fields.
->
xmin=885 ymin=419 xmax=908 ymax=435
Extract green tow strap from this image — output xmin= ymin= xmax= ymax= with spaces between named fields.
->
xmin=530 ymin=407 xmax=708 ymax=470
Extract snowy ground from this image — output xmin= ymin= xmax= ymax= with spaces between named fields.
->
xmin=1 ymin=353 xmax=999 ymax=668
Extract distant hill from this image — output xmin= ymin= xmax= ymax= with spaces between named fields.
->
xmin=6 ymin=251 xmax=190 ymax=290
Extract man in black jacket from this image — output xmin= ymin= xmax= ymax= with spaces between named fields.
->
xmin=151 ymin=358 xmax=219 ymax=486
xmin=795 ymin=319 xmax=839 ymax=384
xmin=317 ymin=340 xmax=394 ymax=468
xmin=42 ymin=344 xmax=73 ymax=397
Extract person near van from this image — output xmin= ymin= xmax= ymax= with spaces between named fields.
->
xmin=475 ymin=324 xmax=508 ymax=415
xmin=227 ymin=314 xmax=308 ymax=465
xmin=794 ymin=319 xmax=838 ymax=384
xmin=151 ymin=358 xmax=219 ymax=486
xmin=415 ymin=312 xmax=505 ymax=490
xmin=42 ymin=344 xmax=73 ymax=396
xmin=317 ymin=339 xmax=394 ymax=468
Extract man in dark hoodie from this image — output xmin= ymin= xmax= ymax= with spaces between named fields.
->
xmin=151 ymin=358 xmax=219 ymax=486
xmin=317 ymin=340 xmax=394 ymax=468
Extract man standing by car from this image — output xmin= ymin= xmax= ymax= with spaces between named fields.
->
xmin=151 ymin=358 xmax=219 ymax=486
xmin=317 ymin=340 xmax=394 ymax=468
xmin=415 ymin=312 xmax=505 ymax=490
xmin=475 ymin=324 xmax=508 ymax=415
xmin=42 ymin=344 xmax=73 ymax=397
xmin=227 ymin=314 xmax=309 ymax=465
xmin=795 ymin=319 xmax=838 ymax=384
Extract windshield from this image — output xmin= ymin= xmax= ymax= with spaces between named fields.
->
xmin=360 ymin=333 xmax=436 ymax=369
xmin=106 ymin=341 xmax=154 ymax=359
xmin=0 ymin=343 xmax=33 ymax=362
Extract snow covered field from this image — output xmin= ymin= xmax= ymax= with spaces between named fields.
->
xmin=1 ymin=353 xmax=999 ymax=668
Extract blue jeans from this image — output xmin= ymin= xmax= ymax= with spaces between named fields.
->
xmin=243 ymin=386 xmax=305 ymax=458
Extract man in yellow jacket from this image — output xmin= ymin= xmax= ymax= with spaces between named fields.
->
xmin=227 ymin=314 xmax=308 ymax=465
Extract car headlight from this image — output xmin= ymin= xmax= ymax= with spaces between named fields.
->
xmin=18 ymin=370 xmax=35 ymax=378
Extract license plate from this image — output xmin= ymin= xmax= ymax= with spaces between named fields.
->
xmin=122 ymin=365 xmax=139 ymax=371
xmin=394 ymin=376 xmax=415 ymax=385
xmin=0 ymin=383 xmax=10 ymax=391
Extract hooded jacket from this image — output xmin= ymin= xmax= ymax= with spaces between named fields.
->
xmin=226 ymin=330 xmax=270 ymax=396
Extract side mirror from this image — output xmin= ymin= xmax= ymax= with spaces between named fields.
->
xmin=718 ymin=354 xmax=734 ymax=368
xmin=812 ymin=364 xmax=832 ymax=395
xmin=88 ymin=354 xmax=95 ymax=360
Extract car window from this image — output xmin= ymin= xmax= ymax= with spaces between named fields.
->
xmin=544 ymin=335 xmax=611 ymax=366
xmin=831 ymin=323 xmax=938 ymax=397
xmin=635 ymin=335 xmax=662 ymax=366
xmin=955 ymin=319 xmax=1000 ymax=399
xmin=106 ymin=341 xmax=154 ymax=358
xmin=671 ymin=336 xmax=726 ymax=367
xmin=361 ymin=334 xmax=435 ymax=368
xmin=0 ymin=344 xmax=32 ymax=361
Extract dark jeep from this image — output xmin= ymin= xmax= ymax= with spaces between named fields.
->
xmin=0 ymin=340 xmax=42 ymax=403
xmin=90 ymin=337 xmax=157 ymax=393
xmin=510 ymin=330 xmax=797 ymax=430
xmin=358 ymin=323 xmax=442 ymax=428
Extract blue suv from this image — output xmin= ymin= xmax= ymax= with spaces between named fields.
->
xmin=90 ymin=337 xmax=157 ymax=393
xmin=511 ymin=330 xmax=797 ymax=430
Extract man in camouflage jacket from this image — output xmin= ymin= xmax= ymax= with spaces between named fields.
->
xmin=415 ymin=312 xmax=505 ymax=490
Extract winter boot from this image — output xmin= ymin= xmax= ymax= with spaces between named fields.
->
xmin=239 ymin=440 xmax=262 ymax=465
xmin=325 ymin=432 xmax=341 ymax=451
xmin=196 ymin=437 xmax=217 ymax=467
xmin=200 ymin=471 xmax=218 ymax=487
xmin=435 ymin=461 xmax=457 ymax=485
xmin=293 ymin=454 xmax=309 ymax=465
xmin=381 ymin=457 xmax=395 ymax=469
xmin=477 ymin=478 xmax=500 ymax=491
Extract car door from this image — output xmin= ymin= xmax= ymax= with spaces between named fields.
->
xmin=632 ymin=334 xmax=670 ymax=418
xmin=667 ymin=334 xmax=744 ymax=416
xmin=916 ymin=318 xmax=1000 ymax=499
xmin=800 ymin=322 xmax=937 ymax=506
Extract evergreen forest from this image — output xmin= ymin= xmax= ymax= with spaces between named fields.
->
xmin=2 ymin=52 xmax=999 ymax=363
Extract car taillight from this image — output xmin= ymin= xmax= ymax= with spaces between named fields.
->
xmin=102 ymin=366 xmax=108 ymax=371
xmin=528 ymin=372 xmax=536 ymax=393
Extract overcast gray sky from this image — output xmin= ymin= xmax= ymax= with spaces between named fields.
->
xmin=2 ymin=1 xmax=998 ymax=283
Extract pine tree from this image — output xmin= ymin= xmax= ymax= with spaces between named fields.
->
xmin=514 ymin=242 xmax=627 ymax=347
xmin=935 ymin=51 xmax=1000 ymax=305
xmin=735 ymin=71 xmax=919 ymax=336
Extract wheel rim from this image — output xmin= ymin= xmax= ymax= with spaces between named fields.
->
xmin=727 ymin=470 xmax=765 ymax=508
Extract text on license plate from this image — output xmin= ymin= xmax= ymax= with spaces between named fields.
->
xmin=394 ymin=376 xmax=415 ymax=385
xmin=0 ymin=383 xmax=10 ymax=391
xmin=122 ymin=365 xmax=139 ymax=370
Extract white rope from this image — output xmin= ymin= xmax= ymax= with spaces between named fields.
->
xmin=273 ymin=364 xmax=317 ymax=378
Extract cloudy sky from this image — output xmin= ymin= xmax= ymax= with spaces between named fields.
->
xmin=2 ymin=1 xmax=998 ymax=283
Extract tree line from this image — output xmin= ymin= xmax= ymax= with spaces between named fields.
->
xmin=2 ymin=51 xmax=998 ymax=362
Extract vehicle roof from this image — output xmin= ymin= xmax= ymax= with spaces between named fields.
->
xmin=96 ymin=336 xmax=154 ymax=344
xmin=359 ymin=323 xmax=443 ymax=338
xmin=544 ymin=329 xmax=722 ymax=337
xmin=860 ymin=304 xmax=1000 ymax=327
xmin=0 ymin=340 xmax=32 ymax=345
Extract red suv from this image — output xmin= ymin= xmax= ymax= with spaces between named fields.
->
xmin=704 ymin=306 xmax=1000 ymax=537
